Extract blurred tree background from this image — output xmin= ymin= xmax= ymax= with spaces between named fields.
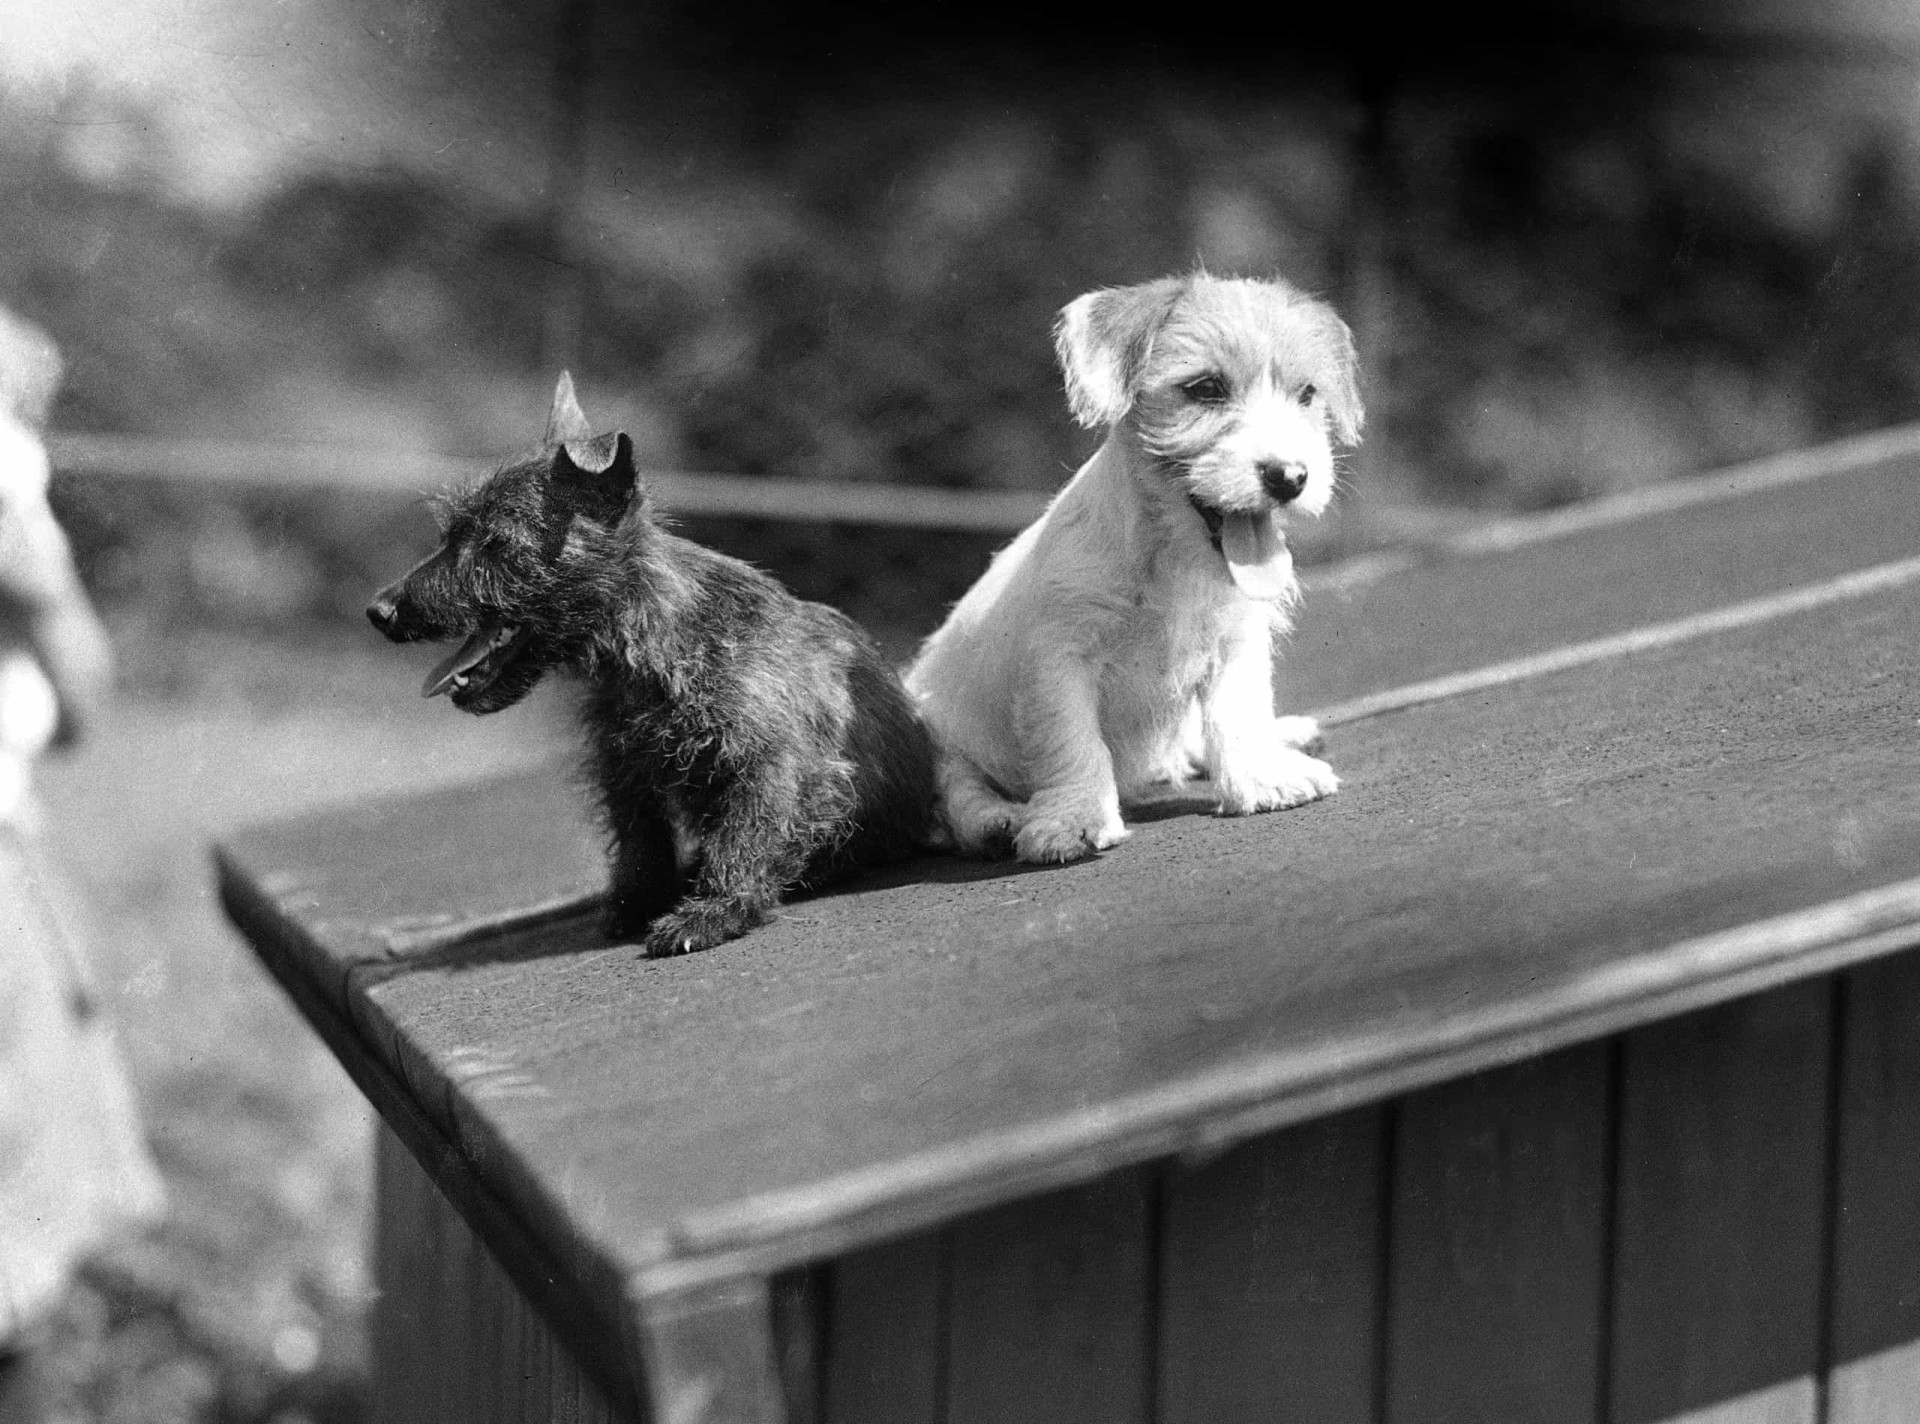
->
xmin=5 ymin=1 xmax=1920 ymax=1419
xmin=7 ymin=0 xmax=1920 ymax=637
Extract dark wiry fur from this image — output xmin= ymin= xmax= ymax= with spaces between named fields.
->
xmin=367 ymin=373 xmax=936 ymax=957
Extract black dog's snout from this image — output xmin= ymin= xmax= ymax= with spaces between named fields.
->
xmin=367 ymin=590 xmax=404 ymax=639
xmin=1259 ymin=460 xmax=1309 ymax=504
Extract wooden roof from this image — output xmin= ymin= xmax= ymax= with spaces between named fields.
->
xmin=218 ymin=425 xmax=1920 ymax=1410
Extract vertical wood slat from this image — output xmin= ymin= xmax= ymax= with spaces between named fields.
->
xmin=633 ymin=1276 xmax=789 ymax=1424
xmin=371 ymin=1124 xmax=437 ymax=1424
xmin=1157 ymin=1107 xmax=1386 ymax=1424
xmin=477 ymin=1218 xmax=508 ymax=1424
xmin=825 ymin=1233 xmax=945 ymax=1424
xmin=1826 ymin=951 xmax=1920 ymax=1423
xmin=773 ymin=1268 xmax=827 ymax=1424
xmin=369 ymin=954 xmax=1920 ymax=1424
xmin=369 ymin=1125 xmax=628 ymax=1424
xmin=453 ymin=1154 xmax=496 ymax=1424
xmin=945 ymin=1167 xmax=1155 ymax=1424
xmin=1383 ymin=1043 xmax=1612 ymax=1424
xmin=1607 ymin=981 xmax=1834 ymax=1424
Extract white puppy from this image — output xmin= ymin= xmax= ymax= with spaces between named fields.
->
xmin=906 ymin=273 xmax=1362 ymax=863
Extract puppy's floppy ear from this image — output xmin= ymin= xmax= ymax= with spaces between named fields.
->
xmin=545 ymin=370 xmax=595 ymax=446
xmin=1311 ymin=307 xmax=1365 ymax=446
xmin=552 ymin=431 xmax=641 ymax=526
xmin=1054 ymin=277 xmax=1185 ymax=428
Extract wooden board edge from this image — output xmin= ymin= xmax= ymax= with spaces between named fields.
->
xmin=640 ymin=884 xmax=1920 ymax=1294
xmin=218 ymin=844 xmax=649 ymax=1419
xmin=628 ymin=1276 xmax=789 ymax=1424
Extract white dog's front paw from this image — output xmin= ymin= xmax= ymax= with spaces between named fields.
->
xmin=1216 ymin=747 xmax=1339 ymax=816
xmin=1014 ymin=802 xmax=1130 ymax=864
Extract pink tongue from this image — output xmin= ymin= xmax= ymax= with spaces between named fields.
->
xmin=1220 ymin=510 xmax=1293 ymax=600
xmin=422 ymin=630 xmax=499 ymax=698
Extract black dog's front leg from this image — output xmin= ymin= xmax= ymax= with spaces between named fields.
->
xmin=638 ymin=769 xmax=816 ymax=958
xmin=602 ymin=806 xmax=685 ymax=941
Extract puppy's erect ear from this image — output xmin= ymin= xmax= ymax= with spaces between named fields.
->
xmin=545 ymin=370 xmax=595 ymax=446
xmin=1053 ymin=278 xmax=1185 ymax=429
xmin=552 ymin=431 xmax=640 ymax=526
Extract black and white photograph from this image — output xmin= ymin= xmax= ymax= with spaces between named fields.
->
xmin=3 ymin=0 xmax=1920 ymax=1419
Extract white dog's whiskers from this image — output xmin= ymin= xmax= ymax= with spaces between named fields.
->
xmin=908 ymin=272 xmax=1364 ymax=863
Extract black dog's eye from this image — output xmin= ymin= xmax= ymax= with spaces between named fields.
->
xmin=1299 ymin=383 xmax=1319 ymax=405
xmin=1181 ymin=375 xmax=1229 ymax=404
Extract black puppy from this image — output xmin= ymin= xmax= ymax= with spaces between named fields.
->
xmin=367 ymin=373 xmax=936 ymax=957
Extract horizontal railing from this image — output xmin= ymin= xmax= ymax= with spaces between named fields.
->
xmin=46 ymin=433 xmax=1052 ymax=533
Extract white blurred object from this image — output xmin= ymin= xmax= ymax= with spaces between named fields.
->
xmin=0 ymin=649 xmax=58 ymax=753
xmin=0 ymin=309 xmax=161 ymax=1350
xmin=0 ymin=400 xmax=74 ymax=827
xmin=0 ymin=375 xmax=113 ymax=825
xmin=0 ymin=650 xmax=58 ymax=823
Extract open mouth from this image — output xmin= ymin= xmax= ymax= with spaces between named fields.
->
xmin=421 ymin=624 xmax=532 ymax=704
xmin=1188 ymin=495 xmax=1294 ymax=601
xmin=1189 ymin=495 xmax=1228 ymax=550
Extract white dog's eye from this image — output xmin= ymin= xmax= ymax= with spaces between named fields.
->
xmin=1181 ymin=375 xmax=1229 ymax=404
xmin=1298 ymin=383 xmax=1318 ymax=405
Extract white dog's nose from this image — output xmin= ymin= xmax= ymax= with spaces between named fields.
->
xmin=1259 ymin=460 xmax=1309 ymax=503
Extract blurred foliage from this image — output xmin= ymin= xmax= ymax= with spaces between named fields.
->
xmin=19 ymin=49 xmax=1920 ymax=640
xmin=10 ymin=53 xmax=1920 ymax=520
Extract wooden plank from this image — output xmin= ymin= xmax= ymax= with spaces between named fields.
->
xmin=231 ymin=866 xmax=646 ymax=1411
xmin=1383 ymin=1044 xmax=1611 ymax=1424
xmin=632 ymin=1275 xmax=788 ymax=1424
xmin=1606 ymin=982 xmax=1834 ymax=1424
xmin=217 ymin=530 xmax=1920 ymax=1398
xmin=824 ymin=1232 xmax=944 ymax=1424
xmin=371 ymin=1124 xmax=439 ymax=1424
xmin=370 ymin=1124 xmax=632 ymax=1424
xmin=945 ymin=1169 xmax=1153 ymax=1424
xmin=487 ymin=1234 xmax=525 ymax=1424
xmin=1312 ymin=555 xmax=1920 ymax=729
xmin=1826 ymin=949 xmax=1920 ymax=1424
xmin=215 ymin=763 xmax=605 ymax=994
xmin=225 ymin=575 xmax=1920 ymax=1352
xmin=503 ymin=1286 xmax=531 ymax=1424
xmin=1287 ymin=433 xmax=1920 ymax=710
xmin=772 ymin=1268 xmax=826 ymax=1424
xmin=1157 ymin=1107 xmax=1385 ymax=1424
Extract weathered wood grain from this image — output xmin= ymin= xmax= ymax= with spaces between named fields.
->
xmin=1286 ymin=434 xmax=1920 ymax=709
xmin=1606 ymin=982 xmax=1834 ymax=1424
xmin=771 ymin=1268 xmax=826 ymax=1424
xmin=1826 ymin=950 xmax=1920 ymax=1424
xmin=370 ymin=1125 xmax=437 ymax=1424
xmin=221 ymin=440 xmax=1920 ymax=1424
xmin=222 ymin=574 xmax=1920 ymax=1383
xmin=1383 ymin=1045 xmax=1612 ymax=1424
xmin=1157 ymin=1108 xmax=1385 ymax=1424
xmin=823 ymin=1233 xmax=944 ymax=1424
xmin=944 ymin=1170 xmax=1153 ymax=1424
xmin=632 ymin=1276 xmax=787 ymax=1424
xmin=370 ymin=1125 xmax=630 ymax=1424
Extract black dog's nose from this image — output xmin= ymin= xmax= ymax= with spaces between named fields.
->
xmin=367 ymin=594 xmax=400 ymax=637
xmin=1259 ymin=460 xmax=1309 ymax=504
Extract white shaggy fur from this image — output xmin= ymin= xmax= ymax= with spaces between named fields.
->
xmin=907 ymin=273 xmax=1362 ymax=862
